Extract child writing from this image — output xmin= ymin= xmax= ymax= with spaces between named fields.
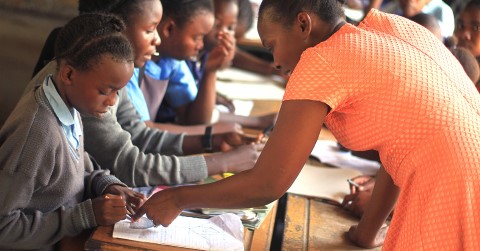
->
xmin=0 ymin=13 xmax=145 ymax=250
xmin=29 ymin=0 xmax=261 ymax=189
xmin=129 ymin=0 xmax=275 ymax=134
xmin=134 ymin=0 xmax=480 ymax=249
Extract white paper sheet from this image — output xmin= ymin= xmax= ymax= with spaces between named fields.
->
xmin=216 ymin=68 xmax=285 ymax=100
xmin=287 ymin=164 xmax=362 ymax=203
xmin=310 ymin=140 xmax=381 ymax=176
xmin=216 ymin=99 xmax=254 ymax=116
xmin=113 ymin=214 xmax=244 ymax=251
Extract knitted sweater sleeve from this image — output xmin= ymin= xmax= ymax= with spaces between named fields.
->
xmin=82 ymin=88 xmax=208 ymax=187
xmin=0 ymin=103 xmax=96 ymax=249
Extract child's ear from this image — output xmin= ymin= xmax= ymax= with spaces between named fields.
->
xmin=60 ymin=65 xmax=75 ymax=86
xmin=296 ymin=12 xmax=312 ymax=39
xmin=161 ymin=19 xmax=176 ymax=38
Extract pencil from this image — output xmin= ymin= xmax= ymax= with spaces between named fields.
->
xmin=347 ymin=178 xmax=361 ymax=188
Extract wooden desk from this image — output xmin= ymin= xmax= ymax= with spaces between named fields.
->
xmin=282 ymin=194 xmax=382 ymax=251
xmin=85 ymin=202 xmax=277 ymax=251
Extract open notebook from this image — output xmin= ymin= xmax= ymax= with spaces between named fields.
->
xmin=287 ymin=164 xmax=363 ymax=204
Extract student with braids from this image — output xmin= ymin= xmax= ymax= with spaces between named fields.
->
xmin=0 ymin=13 xmax=146 ymax=250
xmin=30 ymin=0 xmax=260 ymax=188
xmin=134 ymin=0 xmax=480 ymax=249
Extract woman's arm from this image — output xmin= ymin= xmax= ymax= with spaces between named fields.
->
xmin=134 ymin=100 xmax=328 ymax=226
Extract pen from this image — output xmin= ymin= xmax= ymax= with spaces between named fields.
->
xmin=347 ymin=178 xmax=361 ymax=188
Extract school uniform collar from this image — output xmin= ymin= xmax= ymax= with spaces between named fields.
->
xmin=43 ymin=75 xmax=82 ymax=148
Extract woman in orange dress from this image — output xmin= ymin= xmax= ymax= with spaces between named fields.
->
xmin=134 ymin=0 xmax=480 ymax=249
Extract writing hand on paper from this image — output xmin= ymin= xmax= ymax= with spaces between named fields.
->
xmin=103 ymin=185 xmax=147 ymax=215
xmin=347 ymin=224 xmax=388 ymax=248
xmin=92 ymin=194 xmax=128 ymax=226
xmin=342 ymin=176 xmax=375 ymax=217
xmin=132 ymin=189 xmax=182 ymax=227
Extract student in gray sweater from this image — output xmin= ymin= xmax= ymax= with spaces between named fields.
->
xmin=0 ymin=14 xmax=146 ymax=250
xmin=30 ymin=0 xmax=261 ymax=188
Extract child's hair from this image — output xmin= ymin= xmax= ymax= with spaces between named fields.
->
xmin=258 ymin=0 xmax=346 ymax=27
xmin=55 ymin=13 xmax=133 ymax=71
xmin=465 ymin=0 xmax=480 ymax=9
xmin=78 ymin=0 xmax=152 ymax=22
xmin=409 ymin=13 xmax=441 ymax=39
xmin=450 ymin=47 xmax=480 ymax=83
xmin=237 ymin=0 xmax=254 ymax=32
xmin=161 ymin=0 xmax=214 ymax=27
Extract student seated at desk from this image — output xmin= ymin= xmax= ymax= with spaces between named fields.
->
xmin=130 ymin=0 xmax=276 ymax=133
xmin=0 ymin=13 xmax=146 ymax=250
xmin=30 ymin=0 xmax=261 ymax=189
xmin=134 ymin=1 xmax=480 ymax=250
xmin=183 ymin=0 xmax=277 ymax=129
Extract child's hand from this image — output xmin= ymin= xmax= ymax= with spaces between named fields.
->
xmin=205 ymin=31 xmax=236 ymax=72
xmin=92 ymin=194 xmax=128 ymax=226
xmin=348 ymin=175 xmax=376 ymax=194
xmin=132 ymin=189 xmax=182 ymax=227
xmin=103 ymin=185 xmax=147 ymax=215
xmin=212 ymin=122 xmax=243 ymax=134
xmin=212 ymin=132 xmax=258 ymax=152
xmin=342 ymin=190 xmax=373 ymax=218
xmin=205 ymin=143 xmax=262 ymax=175
xmin=347 ymin=224 xmax=388 ymax=248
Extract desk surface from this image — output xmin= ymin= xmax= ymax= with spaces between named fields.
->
xmin=282 ymin=194 xmax=382 ymax=251
xmin=85 ymin=202 xmax=277 ymax=251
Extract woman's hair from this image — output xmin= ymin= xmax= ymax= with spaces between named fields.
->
xmin=78 ymin=0 xmax=151 ymax=23
xmin=238 ymin=0 xmax=254 ymax=32
xmin=258 ymin=0 xmax=345 ymax=27
xmin=55 ymin=13 xmax=133 ymax=71
xmin=161 ymin=0 xmax=214 ymax=28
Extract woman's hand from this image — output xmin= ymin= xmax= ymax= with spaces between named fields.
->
xmin=348 ymin=224 xmax=388 ymax=248
xmin=132 ymin=189 xmax=182 ymax=227
xmin=103 ymin=185 xmax=146 ymax=215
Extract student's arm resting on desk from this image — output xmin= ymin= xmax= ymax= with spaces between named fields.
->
xmin=83 ymin=88 xmax=208 ymax=187
xmin=134 ymin=100 xmax=327 ymax=226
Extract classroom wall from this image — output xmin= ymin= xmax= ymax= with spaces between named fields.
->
xmin=0 ymin=0 xmax=77 ymax=18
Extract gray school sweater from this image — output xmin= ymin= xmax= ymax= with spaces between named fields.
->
xmin=28 ymin=62 xmax=208 ymax=187
xmin=0 ymin=81 xmax=125 ymax=250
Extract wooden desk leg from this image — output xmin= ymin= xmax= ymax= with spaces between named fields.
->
xmin=282 ymin=194 xmax=309 ymax=251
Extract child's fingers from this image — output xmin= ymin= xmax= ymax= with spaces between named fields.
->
xmin=131 ymin=206 xmax=147 ymax=221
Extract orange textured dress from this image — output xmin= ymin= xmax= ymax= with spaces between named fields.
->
xmin=284 ymin=10 xmax=480 ymax=250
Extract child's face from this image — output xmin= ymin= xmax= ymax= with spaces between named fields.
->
xmin=258 ymin=19 xmax=309 ymax=77
xmin=124 ymin=0 xmax=162 ymax=67
xmin=65 ymin=55 xmax=134 ymax=118
xmin=399 ymin=0 xmax=431 ymax=18
xmin=159 ymin=13 xmax=215 ymax=60
xmin=455 ymin=7 xmax=480 ymax=57
xmin=204 ymin=1 xmax=239 ymax=52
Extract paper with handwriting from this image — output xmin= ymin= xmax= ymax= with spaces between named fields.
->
xmin=113 ymin=213 xmax=244 ymax=251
